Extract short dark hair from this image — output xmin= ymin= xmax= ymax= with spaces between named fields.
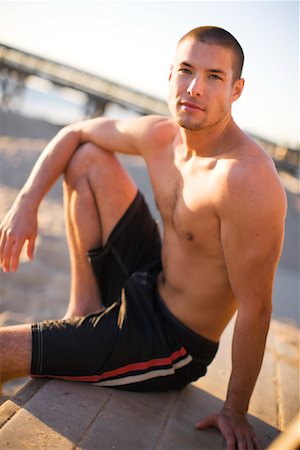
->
xmin=178 ymin=26 xmax=244 ymax=80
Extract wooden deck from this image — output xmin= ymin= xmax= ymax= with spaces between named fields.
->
xmin=1 ymin=318 xmax=299 ymax=449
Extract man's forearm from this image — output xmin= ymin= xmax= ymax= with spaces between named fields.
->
xmin=224 ymin=308 xmax=271 ymax=414
xmin=0 ymin=126 xmax=82 ymax=272
xmin=18 ymin=126 xmax=81 ymax=209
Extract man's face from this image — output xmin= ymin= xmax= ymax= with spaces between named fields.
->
xmin=168 ymin=39 xmax=243 ymax=131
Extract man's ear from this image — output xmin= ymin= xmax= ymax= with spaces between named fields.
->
xmin=168 ymin=65 xmax=173 ymax=82
xmin=231 ymin=78 xmax=245 ymax=102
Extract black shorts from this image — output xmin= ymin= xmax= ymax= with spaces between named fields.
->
xmin=31 ymin=191 xmax=218 ymax=391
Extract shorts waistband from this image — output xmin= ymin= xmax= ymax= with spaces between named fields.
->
xmin=156 ymin=294 xmax=219 ymax=365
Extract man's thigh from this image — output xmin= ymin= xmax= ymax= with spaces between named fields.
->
xmin=88 ymin=191 xmax=162 ymax=307
xmin=30 ymin=277 xmax=191 ymax=392
xmin=65 ymin=143 xmax=138 ymax=245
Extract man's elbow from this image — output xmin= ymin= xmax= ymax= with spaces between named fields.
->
xmin=239 ymin=299 xmax=272 ymax=325
xmin=257 ymin=303 xmax=272 ymax=324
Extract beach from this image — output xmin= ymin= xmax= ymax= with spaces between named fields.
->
xmin=0 ymin=109 xmax=299 ymax=404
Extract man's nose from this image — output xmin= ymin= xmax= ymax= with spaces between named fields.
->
xmin=187 ymin=77 xmax=203 ymax=97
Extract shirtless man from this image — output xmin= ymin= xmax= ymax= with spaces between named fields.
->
xmin=0 ymin=27 xmax=286 ymax=449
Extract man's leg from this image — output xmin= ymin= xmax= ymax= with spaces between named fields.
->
xmin=0 ymin=142 xmax=137 ymax=384
xmin=62 ymin=142 xmax=137 ymax=317
xmin=0 ymin=324 xmax=32 ymax=384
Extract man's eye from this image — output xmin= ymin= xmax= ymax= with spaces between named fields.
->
xmin=209 ymin=74 xmax=222 ymax=80
xmin=179 ymin=68 xmax=192 ymax=74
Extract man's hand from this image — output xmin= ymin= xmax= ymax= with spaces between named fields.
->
xmin=196 ymin=407 xmax=262 ymax=450
xmin=0 ymin=201 xmax=37 ymax=272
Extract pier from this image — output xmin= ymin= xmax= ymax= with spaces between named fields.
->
xmin=0 ymin=43 xmax=299 ymax=175
xmin=0 ymin=44 xmax=169 ymax=117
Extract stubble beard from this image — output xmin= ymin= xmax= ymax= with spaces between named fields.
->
xmin=175 ymin=103 xmax=208 ymax=131
xmin=176 ymin=110 xmax=209 ymax=131
xmin=176 ymin=108 xmax=228 ymax=132
xmin=177 ymin=116 xmax=205 ymax=131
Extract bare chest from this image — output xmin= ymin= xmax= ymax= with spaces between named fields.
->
xmin=148 ymin=157 xmax=220 ymax=246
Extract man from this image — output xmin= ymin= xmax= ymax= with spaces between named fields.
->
xmin=0 ymin=26 xmax=286 ymax=449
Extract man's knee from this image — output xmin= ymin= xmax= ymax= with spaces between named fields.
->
xmin=64 ymin=142 xmax=117 ymax=186
xmin=64 ymin=142 xmax=136 ymax=201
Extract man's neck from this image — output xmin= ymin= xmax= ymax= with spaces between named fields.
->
xmin=179 ymin=115 xmax=236 ymax=157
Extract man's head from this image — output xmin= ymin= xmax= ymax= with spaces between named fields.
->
xmin=178 ymin=26 xmax=244 ymax=81
xmin=168 ymin=26 xmax=245 ymax=132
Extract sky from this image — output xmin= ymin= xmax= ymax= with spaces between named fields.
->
xmin=1 ymin=0 xmax=299 ymax=147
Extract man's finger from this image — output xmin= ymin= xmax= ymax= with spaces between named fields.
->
xmin=1 ymin=233 xmax=15 ymax=272
xmin=0 ymin=229 xmax=7 ymax=265
xmin=224 ymin=431 xmax=236 ymax=450
xmin=252 ymin=435 xmax=262 ymax=450
xmin=236 ymin=433 xmax=247 ymax=450
xmin=10 ymin=238 xmax=26 ymax=272
xmin=195 ymin=414 xmax=218 ymax=429
xmin=27 ymin=236 xmax=36 ymax=260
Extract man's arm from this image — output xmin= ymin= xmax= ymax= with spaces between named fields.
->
xmin=6 ymin=115 xmax=149 ymax=208
xmin=197 ymin=156 xmax=287 ymax=449
xmin=0 ymin=115 xmax=171 ymax=272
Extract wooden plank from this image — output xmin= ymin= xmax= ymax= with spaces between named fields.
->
xmin=0 ymin=379 xmax=47 ymax=428
xmin=78 ymin=389 xmax=177 ymax=449
xmin=155 ymin=386 xmax=224 ymax=450
xmin=0 ymin=380 xmax=113 ymax=449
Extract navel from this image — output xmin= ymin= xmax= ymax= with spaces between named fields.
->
xmin=185 ymin=232 xmax=194 ymax=241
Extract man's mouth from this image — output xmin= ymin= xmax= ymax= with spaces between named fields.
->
xmin=179 ymin=101 xmax=206 ymax=112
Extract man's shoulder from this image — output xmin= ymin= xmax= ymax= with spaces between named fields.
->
xmin=140 ymin=114 xmax=177 ymax=134
xmin=216 ymin=132 xmax=286 ymax=209
xmin=133 ymin=115 xmax=179 ymax=154
xmin=220 ymin=131 xmax=276 ymax=182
